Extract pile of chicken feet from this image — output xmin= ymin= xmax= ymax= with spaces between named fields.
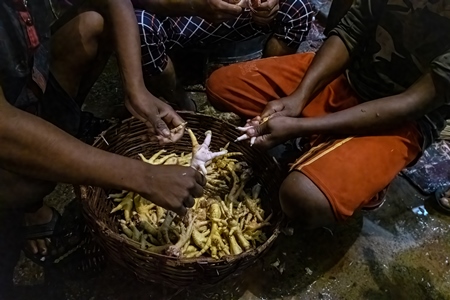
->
xmin=109 ymin=129 xmax=272 ymax=259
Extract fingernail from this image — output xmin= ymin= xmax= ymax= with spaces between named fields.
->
xmin=162 ymin=129 xmax=170 ymax=137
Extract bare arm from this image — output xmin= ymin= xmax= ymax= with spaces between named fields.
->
xmin=0 ymin=87 xmax=145 ymax=191
xmin=261 ymin=0 xmax=386 ymax=118
xmin=91 ymin=0 xmax=147 ymax=100
xmin=0 ymin=86 xmax=204 ymax=215
xmin=92 ymin=0 xmax=186 ymax=141
xmin=250 ymin=73 xmax=443 ymax=148
xmin=287 ymin=35 xmax=351 ymax=113
xmin=293 ymin=73 xmax=441 ymax=136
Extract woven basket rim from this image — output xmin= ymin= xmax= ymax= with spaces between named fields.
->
xmin=79 ymin=113 xmax=284 ymax=283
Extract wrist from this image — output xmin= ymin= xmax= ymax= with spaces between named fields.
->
xmin=124 ymin=83 xmax=147 ymax=100
xmin=125 ymin=87 xmax=161 ymax=107
xmin=292 ymin=115 xmax=326 ymax=136
xmin=283 ymin=95 xmax=307 ymax=116
xmin=122 ymin=159 xmax=154 ymax=195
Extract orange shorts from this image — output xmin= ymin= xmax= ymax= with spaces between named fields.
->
xmin=206 ymin=53 xmax=423 ymax=221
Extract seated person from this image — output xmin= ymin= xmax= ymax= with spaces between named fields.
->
xmin=0 ymin=0 xmax=204 ymax=297
xmin=132 ymin=0 xmax=314 ymax=110
xmin=206 ymin=0 xmax=450 ymax=227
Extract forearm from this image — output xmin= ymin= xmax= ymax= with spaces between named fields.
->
xmin=293 ymin=73 xmax=440 ymax=136
xmin=0 ymin=102 xmax=145 ymax=192
xmin=93 ymin=0 xmax=147 ymax=97
xmin=290 ymin=35 xmax=351 ymax=110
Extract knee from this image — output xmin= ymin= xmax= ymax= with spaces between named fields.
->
xmin=79 ymin=11 xmax=105 ymax=42
xmin=279 ymin=172 xmax=335 ymax=228
xmin=279 ymin=0 xmax=313 ymax=15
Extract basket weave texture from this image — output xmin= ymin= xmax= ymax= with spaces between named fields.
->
xmin=78 ymin=112 xmax=284 ymax=288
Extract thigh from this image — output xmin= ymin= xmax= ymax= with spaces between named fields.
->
xmin=136 ymin=10 xmax=171 ymax=76
xmin=290 ymin=122 xmax=423 ymax=221
xmin=206 ymin=52 xmax=315 ymax=118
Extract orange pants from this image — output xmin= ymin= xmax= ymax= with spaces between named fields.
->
xmin=206 ymin=53 xmax=423 ymax=221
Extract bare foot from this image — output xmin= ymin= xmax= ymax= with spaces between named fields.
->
xmin=24 ymin=205 xmax=54 ymax=256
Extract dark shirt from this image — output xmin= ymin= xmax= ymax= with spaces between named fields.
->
xmin=0 ymin=0 xmax=53 ymax=109
xmin=329 ymin=0 xmax=450 ymax=148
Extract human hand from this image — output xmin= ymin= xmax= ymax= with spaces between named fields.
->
xmin=235 ymin=97 xmax=303 ymax=144
xmin=251 ymin=0 xmax=279 ymax=26
xmin=259 ymin=96 xmax=304 ymax=119
xmin=138 ymin=164 xmax=206 ymax=216
xmin=125 ymin=90 xmax=186 ymax=144
xmin=194 ymin=0 xmax=243 ymax=23
xmin=242 ymin=115 xmax=300 ymax=149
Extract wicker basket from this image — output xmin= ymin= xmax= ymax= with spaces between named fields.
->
xmin=78 ymin=112 xmax=284 ymax=288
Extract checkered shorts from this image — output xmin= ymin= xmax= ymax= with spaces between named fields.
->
xmin=136 ymin=0 xmax=313 ymax=77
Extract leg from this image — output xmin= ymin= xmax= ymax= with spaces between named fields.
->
xmin=135 ymin=10 xmax=195 ymax=110
xmin=264 ymin=0 xmax=314 ymax=56
xmin=24 ymin=7 xmax=111 ymax=258
xmin=50 ymin=9 xmax=107 ymax=100
xmin=282 ymin=122 xmax=422 ymax=226
xmin=206 ymin=52 xmax=315 ymax=118
xmin=145 ymin=57 xmax=196 ymax=111
xmin=264 ymin=37 xmax=296 ymax=57
xmin=206 ymin=50 xmax=422 ymax=227
xmin=280 ymin=172 xmax=335 ymax=228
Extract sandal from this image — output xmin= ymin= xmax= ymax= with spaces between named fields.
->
xmin=362 ymin=186 xmax=389 ymax=211
xmin=434 ymin=187 xmax=450 ymax=215
xmin=23 ymin=205 xmax=84 ymax=267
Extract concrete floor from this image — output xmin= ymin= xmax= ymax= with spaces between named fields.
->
xmin=12 ymin=7 xmax=450 ymax=298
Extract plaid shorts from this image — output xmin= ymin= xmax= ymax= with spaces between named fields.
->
xmin=136 ymin=0 xmax=313 ymax=77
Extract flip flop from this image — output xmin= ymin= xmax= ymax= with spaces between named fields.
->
xmin=434 ymin=187 xmax=450 ymax=215
xmin=362 ymin=186 xmax=389 ymax=211
xmin=23 ymin=206 xmax=84 ymax=267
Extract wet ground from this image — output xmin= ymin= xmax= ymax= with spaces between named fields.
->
xmin=13 ymin=67 xmax=450 ymax=299
xmin=12 ymin=4 xmax=450 ymax=299
xmin=13 ymin=167 xmax=450 ymax=300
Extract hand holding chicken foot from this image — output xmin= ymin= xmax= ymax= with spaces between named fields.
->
xmin=235 ymin=116 xmax=270 ymax=146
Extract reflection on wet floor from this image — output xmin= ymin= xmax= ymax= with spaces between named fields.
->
xmin=13 ymin=176 xmax=450 ymax=299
